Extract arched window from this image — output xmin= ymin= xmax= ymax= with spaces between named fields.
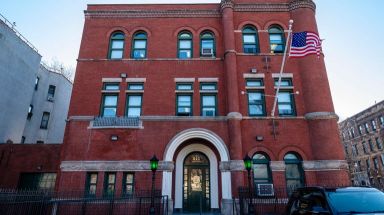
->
xmin=178 ymin=31 xmax=193 ymax=59
xmin=108 ymin=32 xmax=125 ymax=59
xmin=242 ymin=25 xmax=259 ymax=54
xmin=200 ymin=31 xmax=215 ymax=57
xmin=284 ymin=152 xmax=305 ymax=195
xmin=132 ymin=31 xmax=147 ymax=59
xmin=269 ymin=25 xmax=285 ymax=53
xmin=252 ymin=153 xmax=272 ymax=184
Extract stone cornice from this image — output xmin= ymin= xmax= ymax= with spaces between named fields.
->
xmin=85 ymin=9 xmax=221 ymax=18
xmin=305 ymin=112 xmax=339 ymax=121
xmin=84 ymin=1 xmax=316 ymax=19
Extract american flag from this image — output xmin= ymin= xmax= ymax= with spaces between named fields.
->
xmin=289 ymin=31 xmax=322 ymax=58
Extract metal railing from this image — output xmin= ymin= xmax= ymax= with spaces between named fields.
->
xmin=92 ymin=117 xmax=142 ymax=128
xmin=0 ymin=189 xmax=168 ymax=215
xmin=0 ymin=13 xmax=39 ymax=53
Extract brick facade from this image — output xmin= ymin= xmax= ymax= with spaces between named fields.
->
xmin=25 ymin=0 xmax=349 ymax=213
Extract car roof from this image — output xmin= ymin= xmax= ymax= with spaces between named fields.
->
xmin=296 ymin=186 xmax=380 ymax=193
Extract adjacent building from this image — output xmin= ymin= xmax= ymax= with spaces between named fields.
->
xmin=339 ymin=101 xmax=384 ymax=188
xmin=0 ymin=14 xmax=72 ymax=144
xmin=57 ymin=0 xmax=350 ymax=213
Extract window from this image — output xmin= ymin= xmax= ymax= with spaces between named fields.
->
xmin=365 ymin=122 xmax=370 ymax=133
xmin=369 ymin=139 xmax=375 ymax=151
xmin=108 ymin=32 xmax=125 ymax=59
xmin=356 ymin=161 xmax=361 ymax=172
xmin=103 ymin=172 xmax=116 ymax=197
xmin=352 ymin=145 xmax=358 ymax=156
xmin=36 ymin=140 xmax=44 ymax=144
xmin=274 ymin=78 xmax=292 ymax=87
xmin=40 ymin=112 xmax=50 ymax=129
xmin=362 ymin=141 xmax=369 ymax=154
xmin=277 ymin=91 xmax=296 ymax=116
xmin=132 ymin=32 xmax=147 ymax=59
xmin=359 ymin=125 xmax=364 ymax=135
xmin=366 ymin=159 xmax=371 ymax=170
xmin=351 ymin=128 xmax=355 ymax=138
xmin=176 ymin=95 xmax=192 ymax=116
xmin=381 ymin=154 xmax=384 ymax=166
xmin=34 ymin=77 xmax=39 ymax=90
xmin=122 ymin=173 xmax=135 ymax=196
xmin=371 ymin=120 xmax=377 ymax=130
xmin=176 ymin=83 xmax=193 ymax=116
xmin=177 ymin=83 xmax=193 ymax=91
xmin=27 ymin=105 xmax=33 ymax=120
xmin=103 ymin=83 xmax=120 ymax=91
xmin=252 ymin=153 xmax=272 ymax=184
xmin=128 ymin=83 xmax=144 ymax=90
xmin=101 ymin=95 xmax=118 ymax=117
xmin=47 ymin=85 xmax=56 ymax=101
xmin=242 ymin=25 xmax=259 ymax=54
xmin=21 ymin=136 xmax=25 ymax=144
xmin=247 ymin=91 xmax=266 ymax=116
xmin=126 ymin=95 xmax=142 ymax=116
xmin=200 ymin=83 xmax=217 ymax=116
xmin=246 ymin=79 xmax=263 ymax=87
xmin=178 ymin=31 xmax=192 ymax=59
xmin=380 ymin=116 xmax=384 ymax=127
xmin=269 ymin=25 xmax=285 ymax=53
xmin=376 ymin=137 xmax=383 ymax=150
xmin=18 ymin=173 xmax=56 ymax=191
xmin=200 ymin=31 xmax=215 ymax=57
xmin=85 ymin=173 xmax=98 ymax=197
xmin=284 ymin=153 xmax=304 ymax=195
xmin=373 ymin=157 xmax=379 ymax=170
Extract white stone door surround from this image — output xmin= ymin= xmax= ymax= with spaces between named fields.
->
xmin=162 ymin=128 xmax=232 ymax=209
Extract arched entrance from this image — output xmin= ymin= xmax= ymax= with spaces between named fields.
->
xmin=183 ymin=152 xmax=210 ymax=212
xmin=162 ymin=128 xmax=232 ymax=211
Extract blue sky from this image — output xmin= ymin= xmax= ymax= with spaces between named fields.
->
xmin=1 ymin=0 xmax=383 ymax=120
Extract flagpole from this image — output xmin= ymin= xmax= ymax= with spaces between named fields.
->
xmin=270 ymin=19 xmax=294 ymax=117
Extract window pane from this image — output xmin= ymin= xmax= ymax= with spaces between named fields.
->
xmin=278 ymin=92 xmax=291 ymax=102
xmin=179 ymin=50 xmax=191 ymax=59
xmin=103 ymin=108 xmax=117 ymax=117
xmin=128 ymin=84 xmax=143 ymax=90
xmin=129 ymin=96 xmax=142 ymax=106
xmin=244 ymin=44 xmax=257 ymax=53
xmin=111 ymin=50 xmax=123 ymax=59
xmin=178 ymin=95 xmax=191 ymax=104
xmin=201 ymin=84 xmax=216 ymax=90
xmin=179 ymin=40 xmax=191 ymax=49
xmin=270 ymin=34 xmax=282 ymax=42
xmin=243 ymin=35 xmax=256 ymax=43
xmin=177 ymin=84 xmax=193 ymax=90
xmin=104 ymin=84 xmax=119 ymax=90
xmin=278 ymin=104 xmax=292 ymax=114
xmin=134 ymin=40 xmax=146 ymax=49
xmin=202 ymin=107 xmax=215 ymax=116
xmin=126 ymin=174 xmax=134 ymax=183
xmin=249 ymin=105 xmax=263 ymax=115
xmin=249 ymin=92 xmax=262 ymax=101
xmin=202 ymin=96 xmax=215 ymax=106
xmin=253 ymin=164 xmax=268 ymax=179
xmin=246 ymin=80 xmax=263 ymax=87
xmin=286 ymin=164 xmax=300 ymax=178
xmin=112 ymin=40 xmax=124 ymax=49
xmin=133 ymin=50 xmax=146 ymax=58
xmin=201 ymin=40 xmax=213 ymax=49
xmin=104 ymin=96 xmax=118 ymax=106
xmin=127 ymin=108 xmax=140 ymax=116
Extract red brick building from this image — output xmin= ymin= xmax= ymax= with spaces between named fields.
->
xmin=56 ymin=0 xmax=349 ymax=213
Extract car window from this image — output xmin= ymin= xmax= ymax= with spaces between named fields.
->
xmin=327 ymin=190 xmax=384 ymax=213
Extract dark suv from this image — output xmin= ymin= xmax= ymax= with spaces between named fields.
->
xmin=286 ymin=186 xmax=384 ymax=214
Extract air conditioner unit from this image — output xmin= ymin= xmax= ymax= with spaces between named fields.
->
xmin=257 ymin=184 xmax=274 ymax=197
xmin=251 ymin=68 xmax=257 ymax=73
xmin=201 ymin=48 xmax=213 ymax=56
xmin=47 ymin=96 xmax=54 ymax=102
